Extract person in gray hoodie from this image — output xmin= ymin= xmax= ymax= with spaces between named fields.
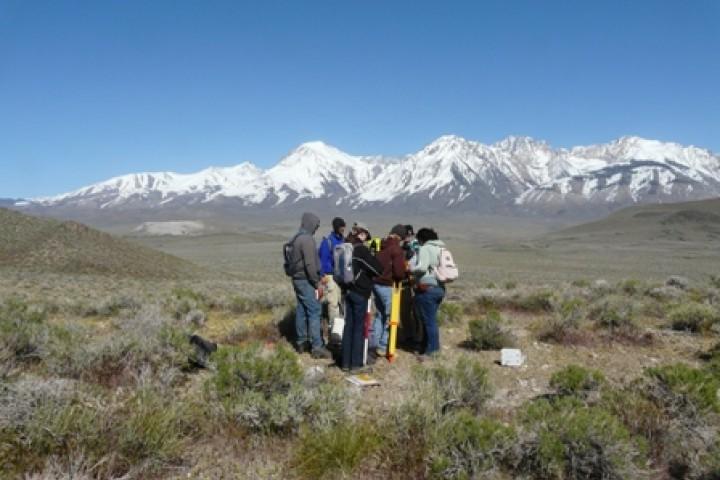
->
xmin=287 ymin=212 xmax=332 ymax=359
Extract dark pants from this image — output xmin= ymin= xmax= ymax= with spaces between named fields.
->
xmin=341 ymin=290 xmax=368 ymax=369
xmin=414 ymin=286 xmax=445 ymax=355
xmin=400 ymin=282 xmax=424 ymax=350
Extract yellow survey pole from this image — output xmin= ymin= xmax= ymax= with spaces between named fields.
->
xmin=387 ymin=282 xmax=402 ymax=362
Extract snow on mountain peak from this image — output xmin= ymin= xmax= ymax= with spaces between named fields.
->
xmin=27 ymin=135 xmax=720 ymax=213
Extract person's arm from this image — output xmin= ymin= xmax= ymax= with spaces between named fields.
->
xmin=301 ymin=236 xmax=321 ymax=287
xmin=356 ymin=245 xmax=383 ymax=278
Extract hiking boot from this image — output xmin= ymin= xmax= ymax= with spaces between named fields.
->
xmin=311 ymin=347 xmax=332 ymax=359
xmin=375 ymin=347 xmax=387 ymax=357
xmin=294 ymin=342 xmax=311 ymax=354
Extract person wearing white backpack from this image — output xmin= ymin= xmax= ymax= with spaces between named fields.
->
xmin=410 ymin=228 xmax=451 ymax=358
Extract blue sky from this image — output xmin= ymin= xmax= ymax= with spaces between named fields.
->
xmin=1 ymin=0 xmax=718 ymax=198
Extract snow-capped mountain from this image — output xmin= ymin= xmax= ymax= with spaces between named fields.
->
xmin=20 ymin=136 xmax=720 ymax=216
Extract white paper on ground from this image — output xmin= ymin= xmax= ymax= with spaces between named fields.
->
xmin=501 ymin=348 xmax=525 ymax=367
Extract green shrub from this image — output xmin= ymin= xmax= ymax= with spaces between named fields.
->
xmin=710 ymin=275 xmax=720 ymax=289
xmin=601 ymin=387 xmax=668 ymax=451
xmin=519 ymin=397 xmax=646 ymax=479
xmin=467 ymin=310 xmax=516 ymax=350
xmin=430 ymin=410 xmax=515 ymax=479
xmin=292 ymin=421 xmax=380 ymax=480
xmin=550 ymin=365 xmax=605 ymax=396
xmin=438 ymin=302 xmax=463 ymax=326
xmin=208 ymin=342 xmax=347 ymax=434
xmin=645 ymin=363 xmax=720 ymax=413
xmin=589 ymin=295 xmax=637 ymax=330
xmin=537 ymin=298 xmax=588 ymax=345
xmin=212 ymin=342 xmax=302 ymax=399
xmin=504 ymin=281 xmax=517 ymax=290
xmin=571 ymin=279 xmax=591 ymax=288
xmin=380 ymin=399 xmax=437 ymax=478
xmin=167 ymin=287 xmax=209 ymax=320
xmin=45 ymin=307 xmax=194 ymax=387
xmin=113 ymin=386 xmax=197 ymax=470
xmin=619 ymin=279 xmax=642 ymax=296
xmin=511 ymin=290 xmax=555 ymax=313
xmin=0 ymin=298 xmax=49 ymax=363
xmin=414 ymin=356 xmax=492 ymax=415
xmin=668 ymin=302 xmax=720 ymax=333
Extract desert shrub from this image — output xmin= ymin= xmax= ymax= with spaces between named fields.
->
xmin=112 ymin=386 xmax=199 ymax=471
xmin=45 ymin=306 xmax=194 ymax=387
xmin=0 ymin=377 xmax=202 ymax=477
xmin=645 ymin=285 xmax=684 ymax=302
xmin=710 ymin=275 xmax=720 ymax=289
xmin=438 ymin=302 xmax=463 ymax=326
xmin=292 ymin=421 xmax=380 ymax=480
xmin=0 ymin=377 xmax=103 ymax=475
xmin=518 ymin=396 xmax=646 ymax=479
xmin=511 ymin=290 xmax=555 ymax=313
xmin=645 ymin=363 xmax=720 ymax=413
xmin=504 ymin=280 xmax=517 ymax=290
xmin=589 ymin=295 xmax=637 ymax=330
xmin=414 ymin=355 xmax=492 ymax=415
xmin=379 ymin=399 xmax=437 ymax=478
xmin=619 ymin=279 xmax=642 ymax=296
xmin=486 ymin=281 xmax=497 ymax=289
xmin=537 ymin=298 xmax=588 ymax=345
xmin=550 ymin=365 xmax=606 ymax=396
xmin=0 ymin=298 xmax=49 ymax=366
xmin=571 ymin=279 xmax=591 ymax=288
xmin=668 ymin=302 xmax=720 ymax=333
xmin=85 ymin=295 xmax=142 ymax=317
xmin=167 ymin=287 xmax=209 ymax=320
xmin=601 ymin=386 xmax=668 ymax=454
xmin=467 ymin=293 xmax=500 ymax=314
xmin=467 ymin=310 xmax=515 ymax=350
xmin=666 ymin=276 xmax=690 ymax=290
xmin=430 ymin=410 xmax=515 ymax=479
xmin=208 ymin=342 xmax=347 ymax=434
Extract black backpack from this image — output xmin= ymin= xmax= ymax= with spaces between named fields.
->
xmin=283 ymin=233 xmax=302 ymax=276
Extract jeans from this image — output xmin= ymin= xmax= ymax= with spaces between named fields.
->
xmin=371 ymin=284 xmax=392 ymax=351
xmin=341 ymin=290 xmax=369 ymax=369
xmin=414 ymin=286 xmax=445 ymax=355
xmin=292 ymin=279 xmax=322 ymax=351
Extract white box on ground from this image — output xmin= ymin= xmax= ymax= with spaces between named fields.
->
xmin=501 ymin=348 xmax=525 ymax=367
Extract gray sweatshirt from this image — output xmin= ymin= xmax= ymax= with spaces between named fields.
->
xmin=289 ymin=212 xmax=322 ymax=287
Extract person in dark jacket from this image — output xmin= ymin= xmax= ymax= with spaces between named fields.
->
xmin=287 ymin=212 xmax=332 ymax=359
xmin=370 ymin=224 xmax=408 ymax=356
xmin=341 ymin=222 xmax=382 ymax=372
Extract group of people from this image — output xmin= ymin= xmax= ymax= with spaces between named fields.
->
xmin=284 ymin=212 xmax=449 ymax=373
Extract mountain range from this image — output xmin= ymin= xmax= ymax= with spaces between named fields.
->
xmin=14 ymin=135 xmax=720 ymax=218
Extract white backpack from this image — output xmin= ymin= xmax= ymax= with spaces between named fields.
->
xmin=434 ymin=247 xmax=459 ymax=283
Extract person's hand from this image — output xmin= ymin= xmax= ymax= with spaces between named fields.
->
xmin=321 ymin=276 xmax=329 ymax=285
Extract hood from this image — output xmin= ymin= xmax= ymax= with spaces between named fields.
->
xmin=300 ymin=212 xmax=320 ymax=234
xmin=425 ymin=239 xmax=446 ymax=248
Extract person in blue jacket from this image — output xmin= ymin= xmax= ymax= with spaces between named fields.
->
xmin=317 ymin=217 xmax=346 ymax=341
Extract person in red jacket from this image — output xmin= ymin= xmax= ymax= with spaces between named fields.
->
xmin=370 ymin=224 xmax=408 ymax=356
